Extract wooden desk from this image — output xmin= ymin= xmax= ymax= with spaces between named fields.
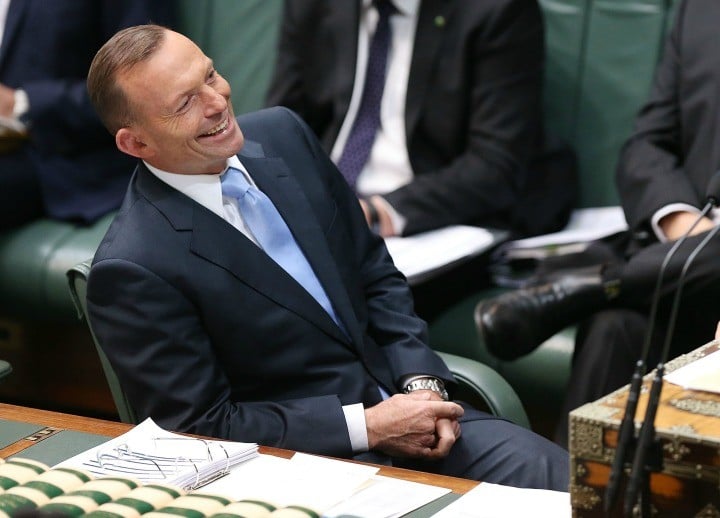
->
xmin=0 ymin=403 xmax=477 ymax=495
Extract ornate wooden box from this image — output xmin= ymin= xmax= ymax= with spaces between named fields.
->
xmin=569 ymin=340 xmax=720 ymax=517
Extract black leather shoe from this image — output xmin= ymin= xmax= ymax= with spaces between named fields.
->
xmin=475 ymin=269 xmax=615 ymax=361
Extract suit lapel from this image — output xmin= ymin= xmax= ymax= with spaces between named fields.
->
xmin=405 ymin=0 xmax=454 ymax=139
xmin=239 ymin=150 xmax=363 ymax=348
xmin=139 ymin=147 xmax=357 ymax=346
xmin=0 ymin=0 xmax=28 ymax=70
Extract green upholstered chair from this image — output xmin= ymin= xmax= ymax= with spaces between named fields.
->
xmin=67 ymin=260 xmax=530 ymax=428
xmin=67 ymin=260 xmax=137 ymax=424
xmin=0 ymin=360 xmax=11 ymax=381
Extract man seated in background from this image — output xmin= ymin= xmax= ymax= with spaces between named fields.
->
xmin=266 ymin=0 xmax=576 ymax=238
xmin=476 ymin=0 xmax=720 ymax=446
xmin=0 ymin=0 xmax=174 ymax=231
xmin=84 ymin=24 xmax=569 ymax=489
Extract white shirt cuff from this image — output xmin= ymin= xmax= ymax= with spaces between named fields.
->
xmin=13 ymin=89 xmax=29 ymax=119
xmin=342 ymin=403 xmax=369 ymax=453
xmin=651 ymin=203 xmax=702 ymax=242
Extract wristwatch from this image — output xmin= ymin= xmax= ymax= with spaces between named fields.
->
xmin=403 ymin=377 xmax=449 ymax=401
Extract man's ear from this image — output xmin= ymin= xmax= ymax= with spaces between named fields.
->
xmin=116 ymin=128 xmax=152 ymax=159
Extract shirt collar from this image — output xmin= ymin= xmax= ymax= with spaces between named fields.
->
xmin=361 ymin=0 xmax=420 ymax=18
xmin=144 ymin=155 xmax=251 ymax=218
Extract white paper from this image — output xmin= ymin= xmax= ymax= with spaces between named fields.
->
xmin=203 ymin=452 xmax=379 ymax=512
xmin=503 ymin=206 xmax=628 ymax=250
xmin=323 ymin=474 xmax=450 ymax=518
xmin=665 ymin=348 xmax=720 ymax=393
xmin=431 ymin=482 xmax=570 ymax=518
xmin=385 ymin=225 xmax=496 ymax=283
xmin=56 ymin=418 xmax=258 ymax=490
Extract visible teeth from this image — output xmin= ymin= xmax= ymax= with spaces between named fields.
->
xmin=202 ymin=118 xmax=228 ymax=137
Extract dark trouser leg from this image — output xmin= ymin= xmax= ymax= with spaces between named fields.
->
xmin=0 ymin=150 xmax=44 ymax=230
xmin=555 ymin=300 xmax=719 ymax=448
xmin=555 ymin=310 xmax=649 ymax=448
xmin=396 ymin=405 xmax=569 ymax=491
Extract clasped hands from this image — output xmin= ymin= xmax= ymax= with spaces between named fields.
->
xmin=364 ymin=390 xmax=463 ymax=459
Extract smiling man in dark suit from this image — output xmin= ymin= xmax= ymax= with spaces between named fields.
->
xmin=84 ymin=24 xmax=568 ymax=489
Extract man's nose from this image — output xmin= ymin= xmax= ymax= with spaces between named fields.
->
xmin=202 ymin=86 xmax=226 ymax=114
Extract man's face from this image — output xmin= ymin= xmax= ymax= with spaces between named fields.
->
xmin=117 ymin=30 xmax=244 ymax=174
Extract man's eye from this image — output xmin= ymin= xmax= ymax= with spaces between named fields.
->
xmin=178 ymin=97 xmax=191 ymax=112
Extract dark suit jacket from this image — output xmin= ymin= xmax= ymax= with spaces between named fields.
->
xmin=617 ymin=0 xmax=720 ymax=239
xmin=267 ymin=0 xmax=576 ymax=236
xmin=0 ymin=0 xmax=174 ymax=222
xmin=87 ymin=107 xmax=453 ymax=456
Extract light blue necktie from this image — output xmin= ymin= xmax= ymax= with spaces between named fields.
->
xmin=221 ymin=167 xmax=343 ymax=329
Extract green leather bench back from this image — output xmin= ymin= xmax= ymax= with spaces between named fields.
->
xmin=541 ymin=0 xmax=678 ymax=207
xmin=177 ymin=0 xmax=283 ymax=116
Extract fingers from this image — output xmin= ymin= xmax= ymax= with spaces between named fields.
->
xmin=427 ymin=418 xmax=457 ymax=459
xmin=364 ymin=394 xmax=463 ymax=459
xmin=369 ymin=195 xmax=396 ymax=237
xmin=431 ymin=400 xmax=464 ymax=420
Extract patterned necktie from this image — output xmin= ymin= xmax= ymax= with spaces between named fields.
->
xmin=337 ymin=0 xmax=397 ymax=189
xmin=221 ymin=167 xmax=343 ymax=328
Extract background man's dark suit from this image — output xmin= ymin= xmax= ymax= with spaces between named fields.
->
xmin=0 ymin=0 xmax=174 ymax=228
xmin=266 ymin=0 xmax=575 ymax=237
xmin=556 ymin=0 xmax=720 ymax=445
xmin=87 ymin=107 xmax=567 ymax=486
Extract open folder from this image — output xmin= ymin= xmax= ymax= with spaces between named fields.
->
xmin=57 ymin=418 xmax=259 ymax=491
xmin=384 ymin=225 xmax=502 ymax=285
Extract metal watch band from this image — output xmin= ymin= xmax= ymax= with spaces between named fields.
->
xmin=402 ymin=377 xmax=449 ymax=401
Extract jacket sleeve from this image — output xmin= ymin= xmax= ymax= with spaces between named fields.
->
xmin=21 ymin=0 xmax=176 ymax=155
xmin=87 ymin=257 xmax=354 ymax=457
xmin=384 ymin=0 xmax=545 ymax=235
xmin=282 ymin=108 xmax=454 ymax=386
xmin=615 ymin=0 xmax=700 ymax=234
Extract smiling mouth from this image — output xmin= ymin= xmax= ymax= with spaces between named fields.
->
xmin=200 ymin=117 xmax=229 ymax=138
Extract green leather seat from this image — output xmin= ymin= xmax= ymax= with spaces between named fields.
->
xmin=67 ymin=260 xmax=530 ymax=428
xmin=0 ymin=215 xmax=113 ymax=319
xmin=67 ymin=260 xmax=136 ymax=424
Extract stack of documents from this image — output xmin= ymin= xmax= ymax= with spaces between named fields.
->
xmin=498 ymin=206 xmax=628 ymax=260
xmin=58 ymin=418 xmax=258 ymax=491
xmin=665 ymin=346 xmax=720 ymax=394
xmin=385 ymin=225 xmax=499 ymax=284
xmin=490 ymin=207 xmax=628 ymax=287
